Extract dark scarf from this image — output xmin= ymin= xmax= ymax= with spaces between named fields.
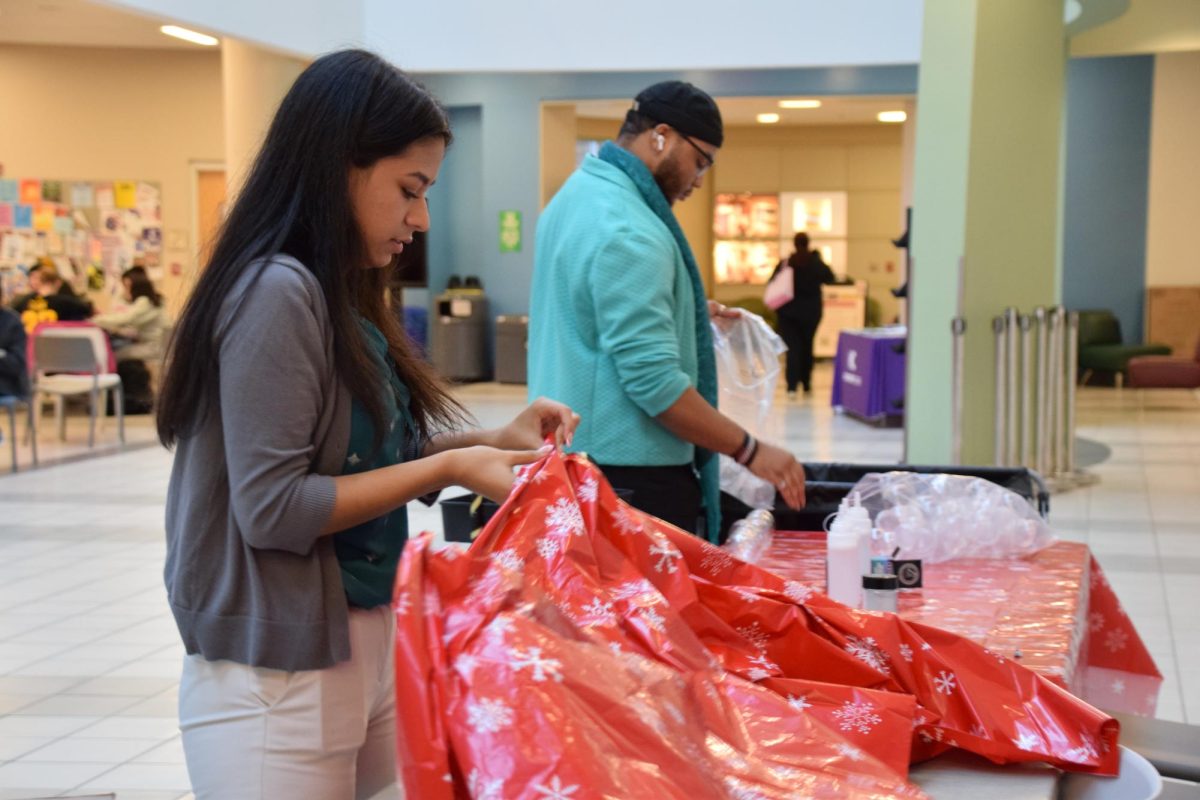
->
xmin=598 ymin=141 xmax=721 ymax=541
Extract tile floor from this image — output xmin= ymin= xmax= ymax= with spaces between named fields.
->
xmin=0 ymin=365 xmax=1196 ymax=798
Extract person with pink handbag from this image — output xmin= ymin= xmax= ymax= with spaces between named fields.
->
xmin=766 ymin=232 xmax=835 ymax=397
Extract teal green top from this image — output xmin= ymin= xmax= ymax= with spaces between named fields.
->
xmin=335 ymin=319 xmax=415 ymax=608
xmin=528 ymin=155 xmax=698 ymax=466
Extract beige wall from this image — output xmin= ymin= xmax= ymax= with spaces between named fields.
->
xmin=1146 ymin=50 xmax=1200 ymax=288
xmin=0 ymin=44 xmax=225 ymax=314
xmin=710 ymin=124 xmax=904 ymax=321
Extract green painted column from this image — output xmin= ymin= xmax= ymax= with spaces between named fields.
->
xmin=907 ymin=0 xmax=1067 ymax=465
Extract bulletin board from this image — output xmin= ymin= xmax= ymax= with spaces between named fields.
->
xmin=0 ymin=177 xmax=162 ymax=302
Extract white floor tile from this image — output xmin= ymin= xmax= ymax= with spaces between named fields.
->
xmin=19 ymin=736 xmax=163 ymax=763
xmin=0 ymin=760 xmax=112 ymax=790
xmin=74 ymin=716 xmax=180 ymax=741
xmin=130 ymin=737 xmax=185 ymax=765
xmin=0 ymin=736 xmax=53 ymax=761
xmin=78 ymin=762 xmax=192 ymax=792
xmin=0 ymin=715 xmax=99 ymax=738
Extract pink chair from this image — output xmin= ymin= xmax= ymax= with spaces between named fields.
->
xmin=1127 ymin=336 xmax=1200 ymax=389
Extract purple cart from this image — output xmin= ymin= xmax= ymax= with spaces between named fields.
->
xmin=830 ymin=327 xmax=906 ymax=426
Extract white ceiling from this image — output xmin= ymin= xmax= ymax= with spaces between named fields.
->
xmin=0 ymin=0 xmax=218 ymax=50
xmin=573 ymin=96 xmax=913 ymax=128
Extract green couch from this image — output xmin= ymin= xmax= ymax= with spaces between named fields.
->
xmin=1077 ymin=309 xmax=1171 ymax=387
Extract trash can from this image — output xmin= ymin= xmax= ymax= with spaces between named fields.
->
xmin=495 ymin=315 xmax=528 ymax=384
xmin=431 ymin=291 xmax=490 ymax=381
xmin=719 ymin=462 xmax=1049 ymax=542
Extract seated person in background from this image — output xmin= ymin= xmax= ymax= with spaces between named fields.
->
xmin=11 ymin=260 xmax=94 ymax=330
xmin=92 ymin=268 xmax=168 ymax=362
xmin=0 ymin=285 xmax=30 ymax=400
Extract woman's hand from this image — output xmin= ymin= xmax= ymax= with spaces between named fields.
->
xmin=494 ymin=397 xmax=581 ymax=451
xmin=449 ymin=444 xmax=552 ymax=503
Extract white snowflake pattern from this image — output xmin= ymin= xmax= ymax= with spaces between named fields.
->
xmin=921 ymin=642 xmax=933 ymax=651
xmin=468 ymin=768 xmax=503 ymax=800
xmin=640 ymin=607 xmax=666 ymax=632
xmin=745 ymin=653 xmax=778 ymax=681
xmin=1065 ymin=740 xmax=1099 ymax=763
xmin=1015 ymin=730 xmax=1041 ymax=751
xmin=723 ymin=777 xmax=768 ymax=800
xmin=577 ymin=475 xmax=599 ymax=504
xmin=466 ymin=697 xmax=513 ymax=734
xmin=771 ymin=766 xmax=805 ymax=783
xmin=648 ymin=538 xmax=682 ymax=574
xmin=1105 ymin=628 xmax=1128 ymax=652
xmin=1111 ymin=678 xmax=1126 ymax=695
xmin=455 ymin=653 xmax=479 ymax=678
xmin=485 ymin=616 xmax=515 ymax=642
xmin=491 ymin=548 xmax=523 ymax=574
xmin=836 ymin=742 xmax=866 ymax=761
xmin=611 ymin=579 xmax=660 ymax=605
xmin=507 ymin=646 xmax=564 ymax=683
xmin=545 ymin=497 xmax=585 ymax=537
xmin=533 ymin=775 xmax=580 ymax=799
xmin=898 ymin=643 xmax=913 ymax=662
xmin=784 ymin=581 xmax=815 ymax=604
xmin=581 ymin=597 xmax=617 ymax=624
xmin=934 ymin=670 xmax=957 ymax=695
xmin=833 ymin=700 xmax=882 ymax=734
xmin=627 ymin=695 xmax=667 ymax=734
xmin=970 ymin=723 xmax=988 ymax=738
xmin=536 ymin=537 xmax=561 ymax=560
xmin=787 ymin=694 xmax=812 ymax=712
xmin=611 ymin=504 xmax=642 ymax=535
xmin=1089 ymin=611 xmax=1105 ymax=632
xmin=555 ymin=600 xmax=579 ymax=624
xmin=733 ymin=587 xmax=762 ymax=603
xmin=737 ymin=622 xmax=770 ymax=652
xmin=701 ymin=547 xmax=734 ymax=575
xmin=394 ymin=593 xmax=412 ymax=616
xmin=844 ymin=636 xmax=890 ymax=675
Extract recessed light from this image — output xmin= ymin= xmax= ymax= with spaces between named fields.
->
xmin=756 ymin=113 xmax=781 ymax=124
xmin=877 ymin=110 xmax=907 ymax=123
xmin=160 ymin=25 xmax=219 ymax=46
xmin=778 ymin=99 xmax=822 ymax=109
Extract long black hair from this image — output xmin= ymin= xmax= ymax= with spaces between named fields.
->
xmin=157 ymin=49 xmax=465 ymax=448
xmin=122 ymin=267 xmax=162 ymax=308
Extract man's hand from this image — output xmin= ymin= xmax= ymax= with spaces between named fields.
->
xmin=707 ymin=300 xmax=742 ymax=320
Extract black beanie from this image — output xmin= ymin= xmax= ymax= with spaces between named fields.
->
xmin=631 ymin=81 xmax=724 ymax=148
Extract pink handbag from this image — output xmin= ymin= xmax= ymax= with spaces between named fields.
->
xmin=763 ymin=263 xmax=794 ymax=310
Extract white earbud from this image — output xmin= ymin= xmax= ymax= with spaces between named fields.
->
xmin=654 ymin=134 xmax=665 ymax=152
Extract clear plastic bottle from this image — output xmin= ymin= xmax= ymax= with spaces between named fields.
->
xmin=724 ymin=509 xmax=774 ymax=564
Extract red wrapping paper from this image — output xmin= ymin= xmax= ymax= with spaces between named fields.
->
xmin=394 ymin=451 xmax=1120 ymax=799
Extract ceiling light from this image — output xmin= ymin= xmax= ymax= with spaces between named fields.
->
xmin=160 ymin=25 xmax=219 ymax=46
xmin=877 ymin=110 xmax=907 ymax=123
xmin=756 ymin=113 xmax=781 ymax=124
xmin=778 ymin=99 xmax=822 ymax=109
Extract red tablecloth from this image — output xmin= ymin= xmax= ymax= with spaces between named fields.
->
xmin=758 ymin=532 xmax=1163 ymax=716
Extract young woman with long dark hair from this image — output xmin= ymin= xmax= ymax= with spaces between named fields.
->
xmin=157 ymin=49 xmax=577 ymax=799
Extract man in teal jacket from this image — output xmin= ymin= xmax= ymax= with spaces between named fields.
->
xmin=528 ymin=81 xmax=806 ymax=538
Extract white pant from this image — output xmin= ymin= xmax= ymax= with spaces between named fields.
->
xmin=179 ymin=606 xmax=402 ymax=800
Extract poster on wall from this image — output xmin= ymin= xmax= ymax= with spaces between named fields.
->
xmin=19 ymin=180 xmax=41 ymax=205
xmin=0 ymin=180 xmax=18 ymax=204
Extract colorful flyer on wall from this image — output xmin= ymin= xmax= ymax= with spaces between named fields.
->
xmin=33 ymin=204 xmax=56 ymax=232
xmin=0 ymin=203 xmax=12 ymax=228
xmin=1 ymin=233 xmax=22 ymax=262
xmin=114 ymin=181 xmax=137 ymax=209
xmin=53 ymin=215 xmax=75 ymax=235
xmin=70 ymin=182 xmax=95 ymax=209
xmin=42 ymin=180 xmax=63 ymax=203
xmin=13 ymin=205 xmax=33 ymax=230
xmin=135 ymin=182 xmax=160 ymax=219
xmin=0 ymin=180 xmax=17 ymax=204
xmin=94 ymin=183 xmax=115 ymax=211
xmin=141 ymin=226 xmax=162 ymax=248
xmin=19 ymin=180 xmax=41 ymax=205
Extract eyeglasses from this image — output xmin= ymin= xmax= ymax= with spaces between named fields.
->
xmin=678 ymin=132 xmax=715 ymax=175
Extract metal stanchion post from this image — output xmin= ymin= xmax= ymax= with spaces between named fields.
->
xmin=993 ymin=315 xmax=1008 ymax=467
xmin=1020 ymin=314 xmax=1034 ymax=469
xmin=1005 ymin=308 xmax=1019 ymax=468
xmin=1064 ymin=311 xmax=1098 ymax=487
xmin=1050 ymin=307 xmax=1068 ymax=484
xmin=951 ymin=317 xmax=966 ymax=465
xmin=1034 ymin=307 xmax=1049 ymax=479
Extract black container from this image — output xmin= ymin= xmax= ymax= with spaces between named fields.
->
xmin=719 ymin=462 xmax=1049 ymax=542
xmin=441 ymin=488 xmax=635 ymax=543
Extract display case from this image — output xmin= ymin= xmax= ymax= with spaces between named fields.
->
xmin=714 ymin=191 xmax=848 ymax=285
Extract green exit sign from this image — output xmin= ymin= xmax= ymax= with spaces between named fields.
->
xmin=499 ymin=210 xmax=522 ymax=252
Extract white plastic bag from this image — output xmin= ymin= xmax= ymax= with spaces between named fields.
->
xmin=850 ymin=471 xmax=1055 ymax=563
xmin=711 ymin=311 xmax=787 ymax=508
